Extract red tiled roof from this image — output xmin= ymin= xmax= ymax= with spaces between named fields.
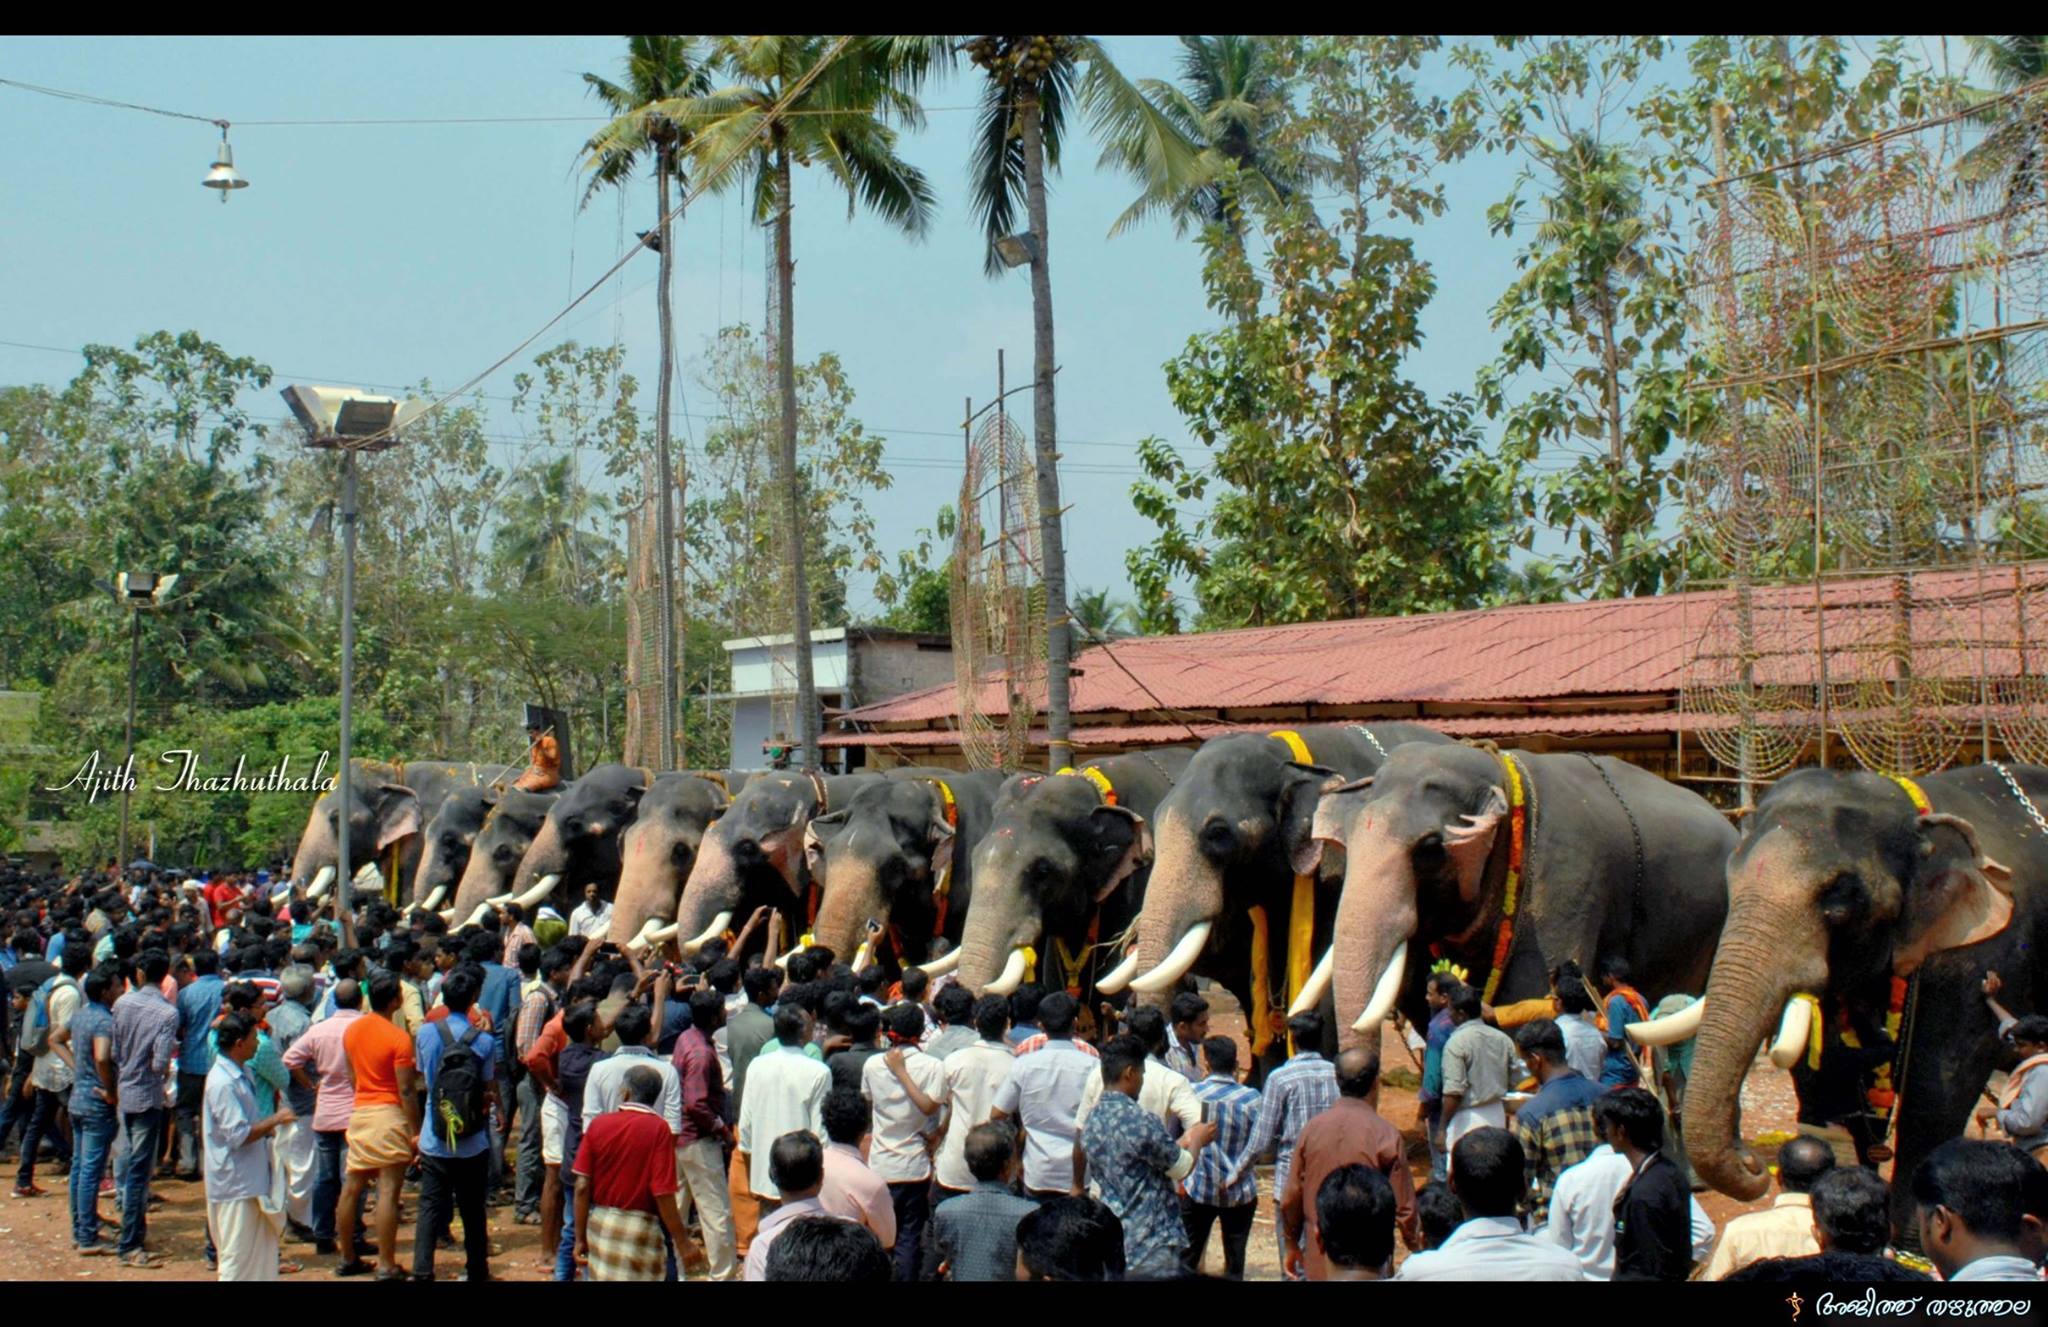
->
xmin=832 ymin=564 xmax=2048 ymax=739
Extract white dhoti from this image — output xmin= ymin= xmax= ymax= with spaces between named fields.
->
xmin=208 ymin=1196 xmax=282 ymax=1281
xmin=677 ymin=1138 xmax=737 ymax=1279
xmin=1445 ymin=1099 xmax=1508 ymax=1172
xmin=280 ymin=1118 xmax=317 ymax=1228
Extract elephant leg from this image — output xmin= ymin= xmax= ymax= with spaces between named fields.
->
xmin=1885 ymin=981 xmax=2006 ymax=1249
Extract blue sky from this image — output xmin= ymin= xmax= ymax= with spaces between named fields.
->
xmin=0 ymin=36 xmax=1931 ymax=618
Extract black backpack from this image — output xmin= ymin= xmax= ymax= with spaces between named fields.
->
xmin=430 ymin=1021 xmax=488 ymax=1145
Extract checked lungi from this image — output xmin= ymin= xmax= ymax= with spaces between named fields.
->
xmin=587 ymin=1205 xmax=666 ymax=1281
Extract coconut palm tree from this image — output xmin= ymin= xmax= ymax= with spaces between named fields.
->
xmin=961 ymin=35 xmax=1199 ymax=768
xmin=1107 ymin=35 xmax=1299 ymax=247
xmin=1957 ymin=36 xmax=2047 ymax=210
xmin=670 ymin=36 xmax=935 ymax=770
xmin=494 ymin=456 xmax=617 ymax=604
xmin=580 ymin=35 xmax=714 ymax=767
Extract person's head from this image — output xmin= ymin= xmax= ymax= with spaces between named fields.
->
xmin=612 ymin=1000 xmax=654 ymax=1049
xmin=1099 ymin=1033 xmax=1147 ymax=1098
xmin=1009 ymin=984 xmax=1044 ymax=1028
xmin=2004 ymin=1013 xmax=2048 ymax=1059
xmin=934 ymin=983 xmax=973 ymax=1029
xmin=1448 ymin=984 xmax=1483 ymax=1023
xmin=564 ymin=1000 xmax=603 ymax=1045
xmin=1447 ymin=1128 xmax=1525 ymax=1219
xmin=582 ymin=881 xmax=599 ymax=905
xmin=854 ymin=965 xmax=887 ymax=1000
xmin=965 ymin=1121 xmax=1019 ymax=1185
xmin=844 ymin=1001 xmax=882 ymax=1048
xmin=1125 ymin=1004 xmax=1168 ymax=1058
xmin=1549 ymin=961 xmax=1596 ymax=1015
xmin=84 ymin=963 xmax=121 ymax=1006
xmin=215 ymin=1009 xmax=260 ymax=1062
xmin=1514 ymin=1019 xmax=1570 ymax=1081
xmin=461 ymin=932 xmax=498 ymax=967
xmin=973 ymin=993 xmax=1010 ymax=1043
xmin=138 ymin=947 xmax=170 ymax=986
xmin=1014 ymin=1197 xmax=1125 ymax=1281
xmin=513 ymin=942 xmax=540 ymax=978
xmin=331 ymin=976 xmax=361 ymax=1011
xmin=1036 ymin=990 xmax=1077 ymax=1040
xmin=1776 ymin=1134 xmax=1837 ymax=1195
xmin=439 ymin=964 xmax=482 ymax=1016
xmin=898 ymin=966 xmax=930 ymax=1005
xmin=191 ymin=947 xmax=218 ymax=977
xmin=1425 ymin=968 xmax=1460 ymax=1011
xmin=280 ymin=964 xmax=314 ymax=1008
xmin=60 ymin=932 xmax=91 ymax=977
xmin=1912 ymin=1139 xmax=2035 ymax=1275
xmin=743 ymin=963 xmax=783 ymax=1008
xmin=765 ymin=1217 xmax=892 ymax=1283
xmin=773 ymin=1002 xmax=812 ymax=1047
xmin=1416 ymin=1182 xmax=1462 ymax=1251
xmin=707 ymin=958 xmax=741 ymax=995
xmin=621 ymin=1064 xmax=661 ymax=1108
xmin=1596 ymin=954 xmax=1631 ymax=992
xmin=787 ymin=948 xmax=828 ymax=985
xmin=1200 ymin=1035 xmax=1238 ymax=1081
xmin=367 ymin=970 xmax=402 ymax=1016
xmin=1169 ymin=991 xmax=1210 ymax=1043
xmin=823 ymin=1087 xmax=871 ymax=1148
xmin=883 ymin=1001 xmax=924 ymax=1046
xmin=1598 ymin=1087 xmax=1664 ymax=1156
xmin=1316 ymin=1164 xmax=1396 ymax=1278
xmin=768 ymin=1130 xmax=825 ymax=1200
xmin=687 ymin=988 xmax=726 ymax=1034
xmin=1811 ymin=1167 xmax=1892 ymax=1255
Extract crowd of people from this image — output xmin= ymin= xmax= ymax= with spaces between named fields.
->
xmin=1 ymin=859 xmax=2044 ymax=1284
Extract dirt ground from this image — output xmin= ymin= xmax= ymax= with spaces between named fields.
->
xmin=1 ymin=989 xmax=1820 ymax=1283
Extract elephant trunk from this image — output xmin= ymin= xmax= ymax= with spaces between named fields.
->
xmin=812 ymin=863 xmax=887 ymax=962
xmin=510 ymin=818 xmax=568 ymax=901
xmin=953 ymin=864 xmax=1037 ymax=996
xmin=289 ymin=803 xmax=338 ymax=887
xmin=447 ymin=842 xmax=508 ymax=924
xmin=1684 ymin=853 xmax=1830 ymax=1201
xmin=411 ymin=838 xmax=455 ymax=908
xmin=1330 ymin=819 xmax=1419 ymax=1052
xmin=1127 ymin=812 xmax=1224 ymax=1005
xmin=675 ymin=829 xmax=746 ymax=955
xmin=609 ymin=821 xmax=687 ymax=947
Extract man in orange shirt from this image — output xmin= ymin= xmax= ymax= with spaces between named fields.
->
xmin=335 ymin=972 xmax=421 ymax=1280
xmin=514 ymin=725 xmax=560 ymax=793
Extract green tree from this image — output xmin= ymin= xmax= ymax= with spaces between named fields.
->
xmin=676 ymin=36 xmax=934 ymax=770
xmin=491 ymin=456 xmax=617 ymax=604
xmin=1958 ymin=36 xmax=2048 ymax=209
xmin=581 ymin=34 xmax=715 ymax=768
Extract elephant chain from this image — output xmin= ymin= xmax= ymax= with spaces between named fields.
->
xmin=1576 ymin=753 xmax=1645 ymax=930
xmin=1349 ymin=725 xmax=1389 ymax=760
xmin=1991 ymin=761 xmax=2048 ymax=838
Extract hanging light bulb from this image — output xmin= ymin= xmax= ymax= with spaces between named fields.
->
xmin=201 ymin=122 xmax=248 ymax=202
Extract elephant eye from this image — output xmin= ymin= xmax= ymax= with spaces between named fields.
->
xmin=1819 ymin=874 xmax=1865 ymax=926
xmin=1417 ymin=832 xmax=1444 ymax=853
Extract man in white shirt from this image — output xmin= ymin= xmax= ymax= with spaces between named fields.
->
xmin=1075 ymin=1005 xmax=1201 ymax=1140
xmin=735 ymin=1005 xmax=830 ymax=1204
xmin=862 ymin=1004 xmax=948 ymax=1281
xmin=934 ymin=996 xmax=1015 ymax=1199
xmin=1397 ymin=1128 xmax=1584 ymax=1281
xmin=568 ymin=884 xmax=612 ymax=941
xmin=580 ymin=1003 xmax=682 ymax=1135
xmin=1546 ymin=1143 xmax=1718 ymax=1279
xmin=989 ymin=992 xmax=1094 ymax=1199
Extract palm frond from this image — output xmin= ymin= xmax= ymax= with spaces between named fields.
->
xmin=970 ymin=76 xmax=1028 ymax=275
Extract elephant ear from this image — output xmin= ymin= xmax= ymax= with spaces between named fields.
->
xmin=1443 ymin=784 xmax=1510 ymax=907
xmin=925 ymin=785 xmax=959 ymax=891
xmin=374 ymin=783 xmax=423 ymax=851
xmin=1278 ymin=764 xmax=1341 ymax=879
xmin=802 ymin=810 xmax=852 ymax=897
xmin=1894 ymin=811 xmax=2016 ymax=975
xmin=1309 ymin=776 xmax=1373 ymax=854
xmin=1089 ymin=804 xmax=1154 ymax=903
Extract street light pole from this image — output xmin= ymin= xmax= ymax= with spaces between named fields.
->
xmin=336 ymin=447 xmax=358 ymax=932
xmin=119 ymin=605 xmax=140 ymax=872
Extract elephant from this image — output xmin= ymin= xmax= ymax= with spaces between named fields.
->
xmin=670 ymin=770 xmax=893 ymax=962
xmin=1120 ymin=724 xmax=1453 ymax=1071
xmin=1307 ymin=743 xmax=1734 ymax=1052
xmin=286 ymin=759 xmax=493 ymax=905
xmin=440 ymin=785 xmax=564 ymax=926
xmin=800 ymin=769 xmax=1010 ymax=976
xmin=1674 ymin=764 xmax=2042 ymax=1236
xmin=409 ymin=784 xmax=501 ymax=913
xmin=497 ymin=763 xmax=668 ymax=923
xmin=954 ymin=748 xmax=1194 ymax=1001
xmin=604 ymin=773 xmax=741 ymax=948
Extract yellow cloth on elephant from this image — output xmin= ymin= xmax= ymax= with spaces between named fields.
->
xmin=1491 ymin=996 xmax=1557 ymax=1029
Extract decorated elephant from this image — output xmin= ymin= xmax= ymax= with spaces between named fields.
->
xmin=1676 ymin=764 xmax=2043 ymax=1234
xmin=409 ymin=784 xmax=500 ymax=912
xmin=1119 ymin=725 xmax=1452 ymax=1069
xmin=440 ymin=785 xmax=564 ymax=925
xmin=954 ymin=749 xmax=1193 ymax=1000
xmin=671 ymin=770 xmax=891 ymax=961
xmin=287 ymin=759 xmax=494 ymax=903
xmin=799 ymin=769 xmax=1009 ymax=976
xmin=496 ymin=762 xmax=669 ymax=922
xmin=604 ymin=773 xmax=743 ymax=948
xmin=1306 ymin=743 xmax=1734 ymax=1051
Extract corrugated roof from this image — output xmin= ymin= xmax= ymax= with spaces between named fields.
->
xmin=834 ymin=563 xmax=2048 ymax=734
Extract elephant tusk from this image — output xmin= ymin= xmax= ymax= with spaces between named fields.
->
xmin=437 ymin=906 xmax=457 ymax=924
xmin=984 ymin=947 xmax=1031 ymax=997
xmin=456 ymin=903 xmax=493 ymax=932
xmin=1288 ymin=947 xmax=1336 ymax=1018
xmin=1351 ymin=945 xmax=1408 ymax=1033
xmin=1094 ymin=949 xmax=1140 ymax=995
xmin=1768 ymin=996 xmax=1813 ymax=1070
xmin=1130 ymin=921 xmax=1212 ymax=995
xmin=513 ymin=875 xmax=558 ymax=910
xmin=485 ymin=892 xmax=515 ymax=908
xmin=1628 ymin=997 xmax=1707 ymax=1048
xmin=353 ymin=862 xmax=382 ymax=888
xmin=419 ymin=885 xmax=447 ymax=912
xmin=917 ymin=948 xmax=961 ymax=977
xmin=623 ymin=918 xmax=664 ymax=954
xmin=680 ymin=910 xmax=733 ymax=957
xmin=852 ymin=941 xmax=874 ymax=972
xmin=307 ymin=866 xmax=336 ymax=901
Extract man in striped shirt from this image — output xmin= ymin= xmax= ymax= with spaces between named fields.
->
xmin=1181 ymin=1036 xmax=1261 ymax=1279
xmin=1231 ymin=1012 xmax=1337 ymax=1280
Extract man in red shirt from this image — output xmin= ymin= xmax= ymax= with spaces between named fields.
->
xmin=1280 ymin=1048 xmax=1420 ymax=1280
xmin=201 ymin=877 xmax=246 ymax=932
xmin=573 ymin=1066 xmax=695 ymax=1280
